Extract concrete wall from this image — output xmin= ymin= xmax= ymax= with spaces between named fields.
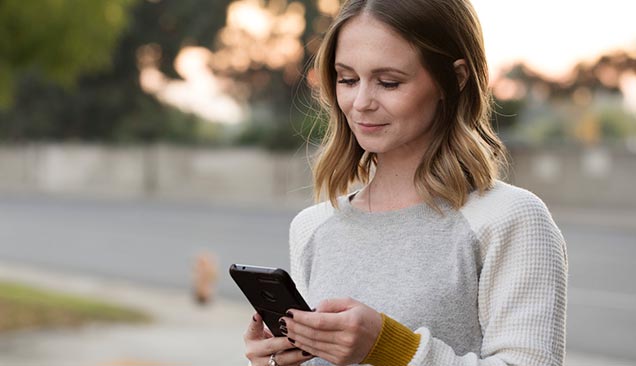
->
xmin=507 ymin=146 xmax=636 ymax=208
xmin=0 ymin=144 xmax=314 ymax=206
xmin=0 ymin=143 xmax=634 ymax=208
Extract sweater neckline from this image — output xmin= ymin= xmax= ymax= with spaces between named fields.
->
xmin=341 ymin=191 xmax=439 ymax=218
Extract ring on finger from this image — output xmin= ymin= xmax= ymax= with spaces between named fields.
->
xmin=268 ymin=354 xmax=279 ymax=366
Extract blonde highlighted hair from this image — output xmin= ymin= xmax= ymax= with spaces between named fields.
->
xmin=312 ymin=0 xmax=507 ymax=210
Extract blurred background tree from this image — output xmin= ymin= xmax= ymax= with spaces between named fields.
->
xmin=0 ymin=0 xmax=337 ymax=147
xmin=0 ymin=0 xmax=634 ymax=150
xmin=492 ymin=51 xmax=636 ymax=147
xmin=0 ymin=0 xmax=234 ymax=144
xmin=0 ymin=0 xmax=138 ymax=107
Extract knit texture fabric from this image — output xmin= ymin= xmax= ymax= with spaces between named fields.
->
xmin=289 ymin=181 xmax=567 ymax=366
xmin=362 ymin=313 xmax=421 ymax=366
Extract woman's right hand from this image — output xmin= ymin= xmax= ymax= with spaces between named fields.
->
xmin=244 ymin=313 xmax=314 ymax=366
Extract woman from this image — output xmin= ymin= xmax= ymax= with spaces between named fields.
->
xmin=244 ymin=0 xmax=567 ymax=365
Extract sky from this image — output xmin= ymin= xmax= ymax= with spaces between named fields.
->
xmin=471 ymin=0 xmax=636 ymax=78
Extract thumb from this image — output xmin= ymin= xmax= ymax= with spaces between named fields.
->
xmin=245 ymin=312 xmax=265 ymax=340
xmin=316 ymin=297 xmax=357 ymax=313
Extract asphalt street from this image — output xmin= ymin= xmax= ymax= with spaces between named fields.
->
xmin=0 ymin=195 xmax=634 ymax=360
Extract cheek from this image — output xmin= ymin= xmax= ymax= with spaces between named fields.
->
xmin=335 ymin=87 xmax=354 ymax=114
xmin=395 ymin=91 xmax=439 ymax=125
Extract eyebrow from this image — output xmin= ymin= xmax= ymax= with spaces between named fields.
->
xmin=334 ymin=62 xmax=410 ymax=77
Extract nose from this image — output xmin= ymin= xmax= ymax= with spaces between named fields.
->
xmin=352 ymin=82 xmax=377 ymax=112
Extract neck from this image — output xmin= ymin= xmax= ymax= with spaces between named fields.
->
xmin=362 ymin=150 xmax=426 ymax=212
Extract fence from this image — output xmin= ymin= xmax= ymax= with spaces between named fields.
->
xmin=0 ymin=143 xmax=634 ymax=208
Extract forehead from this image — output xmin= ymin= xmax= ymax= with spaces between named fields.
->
xmin=335 ymin=13 xmax=420 ymax=70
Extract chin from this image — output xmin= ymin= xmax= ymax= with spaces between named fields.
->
xmin=354 ymin=134 xmax=394 ymax=154
xmin=357 ymin=142 xmax=388 ymax=154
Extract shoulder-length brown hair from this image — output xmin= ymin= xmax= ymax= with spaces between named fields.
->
xmin=311 ymin=0 xmax=507 ymax=211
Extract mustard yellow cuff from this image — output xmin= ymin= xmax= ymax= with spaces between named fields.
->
xmin=362 ymin=313 xmax=421 ymax=366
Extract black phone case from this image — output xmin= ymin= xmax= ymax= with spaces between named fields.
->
xmin=229 ymin=264 xmax=311 ymax=337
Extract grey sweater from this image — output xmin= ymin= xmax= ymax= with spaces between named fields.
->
xmin=289 ymin=181 xmax=567 ymax=366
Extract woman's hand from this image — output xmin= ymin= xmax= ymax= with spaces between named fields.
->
xmin=244 ymin=313 xmax=314 ymax=366
xmin=281 ymin=298 xmax=383 ymax=366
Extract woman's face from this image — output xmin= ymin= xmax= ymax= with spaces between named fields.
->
xmin=335 ymin=13 xmax=441 ymax=157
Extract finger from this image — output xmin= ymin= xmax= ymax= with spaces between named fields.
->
xmin=244 ymin=313 xmax=264 ymax=341
xmin=248 ymin=337 xmax=297 ymax=359
xmin=284 ymin=317 xmax=340 ymax=345
xmin=287 ymin=337 xmax=329 ymax=364
xmin=316 ymin=297 xmax=357 ymax=313
xmin=284 ymin=309 xmax=343 ymax=331
xmin=287 ymin=333 xmax=333 ymax=360
xmin=272 ymin=348 xmax=314 ymax=366
xmin=264 ymin=327 xmax=274 ymax=339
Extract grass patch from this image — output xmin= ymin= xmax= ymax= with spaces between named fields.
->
xmin=0 ymin=281 xmax=151 ymax=332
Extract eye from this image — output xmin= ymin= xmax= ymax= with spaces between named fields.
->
xmin=379 ymin=80 xmax=400 ymax=89
xmin=337 ymin=78 xmax=358 ymax=86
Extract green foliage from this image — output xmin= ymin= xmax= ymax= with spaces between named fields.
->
xmin=495 ymin=54 xmax=636 ymax=146
xmin=597 ymin=107 xmax=636 ymax=141
xmin=0 ymin=0 xmax=234 ymax=144
xmin=116 ymin=98 xmax=227 ymax=145
xmin=532 ymin=116 xmax=569 ymax=144
xmin=492 ymin=98 xmax=525 ymax=134
xmin=0 ymin=281 xmax=150 ymax=332
xmin=235 ymin=111 xmax=326 ymax=152
xmin=0 ymin=0 xmax=332 ymax=149
xmin=0 ymin=0 xmax=139 ymax=107
xmin=232 ymin=97 xmax=326 ymax=152
xmin=3 ymin=1 xmax=631 ymax=149
xmin=508 ymin=100 xmax=636 ymax=147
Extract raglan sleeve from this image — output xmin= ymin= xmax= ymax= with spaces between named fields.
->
xmin=363 ymin=190 xmax=568 ymax=366
xmin=288 ymin=201 xmax=335 ymax=300
xmin=289 ymin=208 xmax=310 ymax=300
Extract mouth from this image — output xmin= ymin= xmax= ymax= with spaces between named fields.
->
xmin=355 ymin=122 xmax=389 ymax=133
xmin=357 ymin=122 xmax=389 ymax=127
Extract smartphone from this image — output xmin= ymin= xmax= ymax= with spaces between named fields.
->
xmin=229 ymin=264 xmax=311 ymax=337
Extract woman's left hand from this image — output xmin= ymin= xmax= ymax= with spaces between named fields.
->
xmin=281 ymin=297 xmax=383 ymax=366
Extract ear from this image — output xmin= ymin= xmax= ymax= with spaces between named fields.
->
xmin=453 ymin=59 xmax=469 ymax=91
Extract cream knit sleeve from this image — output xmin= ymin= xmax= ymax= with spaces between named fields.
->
xmin=410 ymin=182 xmax=568 ymax=366
xmin=289 ymin=201 xmax=335 ymax=300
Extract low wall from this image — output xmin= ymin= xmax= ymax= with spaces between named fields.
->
xmin=0 ymin=144 xmax=314 ymax=207
xmin=507 ymin=146 xmax=636 ymax=208
xmin=0 ymin=143 xmax=634 ymax=208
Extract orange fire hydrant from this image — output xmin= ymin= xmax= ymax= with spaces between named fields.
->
xmin=193 ymin=251 xmax=218 ymax=305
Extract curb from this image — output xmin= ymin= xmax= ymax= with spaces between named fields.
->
xmin=0 ymin=261 xmax=635 ymax=366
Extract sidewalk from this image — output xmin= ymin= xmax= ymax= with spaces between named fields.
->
xmin=0 ymin=262 xmax=635 ymax=366
xmin=0 ymin=262 xmax=253 ymax=366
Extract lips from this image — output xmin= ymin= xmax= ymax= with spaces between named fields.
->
xmin=358 ymin=122 xmax=387 ymax=127
xmin=356 ymin=122 xmax=388 ymax=133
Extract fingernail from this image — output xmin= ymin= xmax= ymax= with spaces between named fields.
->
xmin=311 ymin=308 xmax=316 ymax=312
xmin=252 ymin=316 xmax=256 ymax=322
xmin=280 ymin=326 xmax=288 ymax=335
xmin=302 ymin=351 xmax=312 ymax=357
xmin=286 ymin=311 xmax=294 ymax=318
xmin=279 ymin=318 xmax=286 ymax=326
xmin=288 ymin=337 xmax=295 ymax=344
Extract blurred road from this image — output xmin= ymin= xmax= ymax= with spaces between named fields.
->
xmin=0 ymin=195 xmax=635 ymax=360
